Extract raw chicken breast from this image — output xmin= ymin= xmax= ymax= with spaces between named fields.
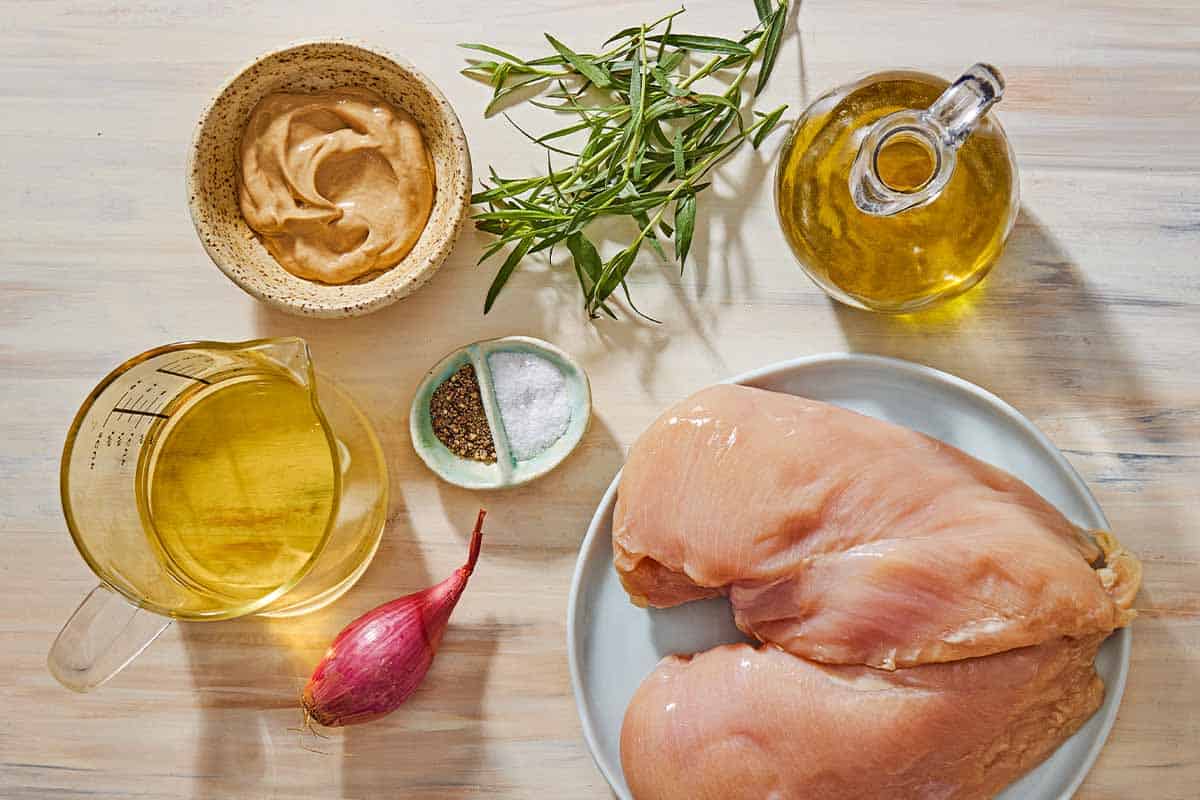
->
xmin=621 ymin=637 xmax=1106 ymax=800
xmin=613 ymin=384 xmax=1141 ymax=669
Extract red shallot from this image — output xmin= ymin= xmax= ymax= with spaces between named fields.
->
xmin=302 ymin=510 xmax=486 ymax=727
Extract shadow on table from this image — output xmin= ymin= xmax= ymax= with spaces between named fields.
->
xmin=832 ymin=209 xmax=1166 ymax=430
xmin=683 ymin=0 xmax=810 ymax=301
xmin=181 ymin=501 xmax=433 ymax=798
xmin=178 ymin=611 xmax=326 ymax=798
xmin=337 ymin=621 xmax=499 ymax=799
xmin=432 ymin=413 xmax=624 ymax=565
xmin=249 ymin=223 xmax=711 ymax=399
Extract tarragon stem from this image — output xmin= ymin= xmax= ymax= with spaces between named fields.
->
xmin=464 ymin=1 xmax=790 ymax=320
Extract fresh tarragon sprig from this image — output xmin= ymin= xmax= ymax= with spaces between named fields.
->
xmin=461 ymin=1 xmax=789 ymax=319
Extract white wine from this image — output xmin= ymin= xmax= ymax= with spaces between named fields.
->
xmin=138 ymin=372 xmax=336 ymax=606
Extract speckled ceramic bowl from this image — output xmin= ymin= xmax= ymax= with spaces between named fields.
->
xmin=410 ymin=337 xmax=592 ymax=490
xmin=187 ymin=40 xmax=471 ymax=318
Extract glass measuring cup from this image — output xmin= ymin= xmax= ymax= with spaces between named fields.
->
xmin=50 ymin=338 xmax=388 ymax=691
xmin=775 ymin=63 xmax=1019 ymax=313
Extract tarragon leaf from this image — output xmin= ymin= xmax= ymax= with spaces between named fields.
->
xmin=754 ymin=5 xmax=786 ymax=97
xmin=590 ymin=244 xmax=641 ymax=312
xmin=645 ymin=34 xmax=751 ymax=56
xmin=545 ymin=34 xmax=613 ymax=88
xmin=752 ymin=105 xmax=787 ymax=148
xmin=674 ymin=191 xmax=697 ymax=268
xmin=460 ymin=43 xmax=530 ymax=65
xmin=635 ymin=210 xmax=668 ymax=260
xmin=484 ymin=237 xmax=533 ymax=314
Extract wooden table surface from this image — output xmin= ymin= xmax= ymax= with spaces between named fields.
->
xmin=2 ymin=1 xmax=1197 ymax=798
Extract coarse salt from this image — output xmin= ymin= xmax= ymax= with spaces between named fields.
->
xmin=487 ymin=351 xmax=571 ymax=461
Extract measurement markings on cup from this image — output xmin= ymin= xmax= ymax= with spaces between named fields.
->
xmin=154 ymin=367 xmax=210 ymax=385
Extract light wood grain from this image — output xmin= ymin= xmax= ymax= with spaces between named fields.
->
xmin=1 ymin=1 xmax=1197 ymax=798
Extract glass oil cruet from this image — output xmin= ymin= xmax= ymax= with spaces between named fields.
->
xmin=775 ymin=64 xmax=1019 ymax=314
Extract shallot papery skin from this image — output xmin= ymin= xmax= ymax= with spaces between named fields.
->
xmin=302 ymin=510 xmax=486 ymax=727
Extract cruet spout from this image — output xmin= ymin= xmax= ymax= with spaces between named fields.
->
xmin=850 ymin=63 xmax=1006 ymax=217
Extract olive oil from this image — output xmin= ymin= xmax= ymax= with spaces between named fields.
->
xmin=776 ymin=71 xmax=1016 ymax=312
xmin=138 ymin=372 xmax=337 ymax=606
xmin=876 ymin=137 xmax=937 ymax=192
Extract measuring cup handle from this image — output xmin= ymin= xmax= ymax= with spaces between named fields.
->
xmin=48 ymin=585 xmax=172 ymax=692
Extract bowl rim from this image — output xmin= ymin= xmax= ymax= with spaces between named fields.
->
xmin=185 ymin=37 xmax=472 ymax=318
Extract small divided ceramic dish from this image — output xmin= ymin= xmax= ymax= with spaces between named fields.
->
xmin=187 ymin=40 xmax=471 ymax=318
xmin=410 ymin=336 xmax=591 ymax=489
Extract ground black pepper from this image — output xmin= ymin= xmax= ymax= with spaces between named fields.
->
xmin=429 ymin=364 xmax=497 ymax=463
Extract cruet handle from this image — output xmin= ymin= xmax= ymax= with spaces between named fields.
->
xmin=926 ymin=63 xmax=1006 ymax=146
xmin=850 ymin=63 xmax=1006 ymax=217
xmin=48 ymin=584 xmax=172 ymax=692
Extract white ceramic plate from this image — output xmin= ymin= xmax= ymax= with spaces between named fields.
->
xmin=568 ymin=353 xmax=1130 ymax=800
